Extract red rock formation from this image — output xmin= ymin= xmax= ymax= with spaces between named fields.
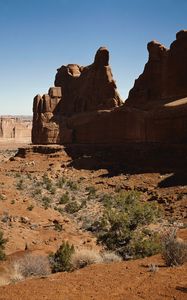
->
xmin=32 ymin=47 xmax=122 ymax=144
xmin=32 ymin=31 xmax=187 ymax=145
xmin=54 ymin=47 xmax=122 ymax=116
xmin=126 ymin=30 xmax=187 ymax=109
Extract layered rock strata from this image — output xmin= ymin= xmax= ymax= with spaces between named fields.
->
xmin=32 ymin=47 xmax=122 ymax=144
xmin=32 ymin=30 xmax=187 ymax=145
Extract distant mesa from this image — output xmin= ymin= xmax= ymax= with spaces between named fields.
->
xmin=32 ymin=30 xmax=187 ymax=145
xmin=0 ymin=116 xmax=32 ymax=143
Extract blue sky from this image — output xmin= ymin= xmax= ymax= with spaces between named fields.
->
xmin=0 ymin=0 xmax=187 ymax=115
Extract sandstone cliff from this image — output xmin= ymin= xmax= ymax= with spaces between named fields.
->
xmin=126 ymin=30 xmax=187 ymax=109
xmin=32 ymin=30 xmax=187 ymax=145
xmin=32 ymin=47 xmax=123 ymax=144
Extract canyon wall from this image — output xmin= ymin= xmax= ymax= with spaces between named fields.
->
xmin=32 ymin=30 xmax=187 ymax=145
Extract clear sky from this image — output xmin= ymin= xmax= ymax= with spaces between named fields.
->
xmin=0 ymin=0 xmax=187 ymax=115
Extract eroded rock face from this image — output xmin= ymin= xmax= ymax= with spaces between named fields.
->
xmin=54 ymin=47 xmax=122 ymax=115
xmin=32 ymin=47 xmax=122 ymax=144
xmin=32 ymin=31 xmax=187 ymax=145
xmin=126 ymin=30 xmax=187 ymax=109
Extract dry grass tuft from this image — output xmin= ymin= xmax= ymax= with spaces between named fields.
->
xmin=101 ymin=251 xmax=122 ymax=263
xmin=162 ymin=229 xmax=187 ymax=267
xmin=71 ymin=249 xmax=103 ymax=269
xmin=14 ymin=254 xmax=51 ymax=278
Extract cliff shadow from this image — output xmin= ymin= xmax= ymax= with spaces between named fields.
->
xmin=64 ymin=143 xmax=187 ymax=188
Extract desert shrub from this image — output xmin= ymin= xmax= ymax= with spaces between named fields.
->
xmin=42 ymin=174 xmax=54 ymax=192
xmin=56 ymin=177 xmax=66 ymax=188
xmin=50 ymin=186 xmax=56 ymax=194
xmin=42 ymin=196 xmax=51 ymax=209
xmin=162 ymin=230 xmax=187 ymax=266
xmin=49 ymin=241 xmax=75 ymax=273
xmin=126 ymin=231 xmax=161 ymax=259
xmin=71 ymin=249 xmax=103 ymax=269
xmin=86 ymin=186 xmax=97 ymax=199
xmin=80 ymin=199 xmax=87 ymax=209
xmin=97 ymin=191 xmax=162 ymax=259
xmin=59 ymin=192 xmax=70 ymax=204
xmin=14 ymin=254 xmax=51 ymax=278
xmin=54 ymin=206 xmax=64 ymax=215
xmin=65 ymin=201 xmax=80 ymax=214
xmin=54 ymin=222 xmax=63 ymax=232
xmin=100 ymin=194 xmax=113 ymax=208
xmin=66 ymin=180 xmax=78 ymax=191
xmin=0 ymin=230 xmax=7 ymax=260
xmin=10 ymin=263 xmax=24 ymax=283
xmin=101 ymin=251 xmax=122 ymax=263
xmin=16 ymin=179 xmax=24 ymax=190
xmin=27 ymin=204 xmax=34 ymax=211
xmin=32 ymin=187 xmax=42 ymax=196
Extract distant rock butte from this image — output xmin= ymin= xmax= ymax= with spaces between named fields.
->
xmin=32 ymin=30 xmax=187 ymax=145
xmin=0 ymin=116 xmax=32 ymax=143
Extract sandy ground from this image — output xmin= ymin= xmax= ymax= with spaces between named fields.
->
xmin=0 ymin=142 xmax=186 ymax=300
xmin=0 ymin=256 xmax=186 ymax=300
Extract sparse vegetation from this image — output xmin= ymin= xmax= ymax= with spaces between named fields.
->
xmin=0 ymin=230 xmax=7 ymax=260
xmin=42 ymin=196 xmax=52 ymax=209
xmin=97 ymin=191 xmax=162 ymax=259
xmin=66 ymin=180 xmax=78 ymax=191
xmin=65 ymin=201 xmax=81 ymax=214
xmin=16 ymin=179 xmax=25 ymax=190
xmin=101 ymin=251 xmax=122 ymax=263
xmin=49 ymin=241 xmax=75 ymax=273
xmin=14 ymin=254 xmax=51 ymax=278
xmin=59 ymin=192 xmax=70 ymax=204
xmin=162 ymin=229 xmax=187 ymax=266
xmin=54 ymin=222 xmax=63 ymax=232
xmin=27 ymin=204 xmax=34 ymax=211
xmin=56 ymin=177 xmax=66 ymax=188
xmin=32 ymin=187 xmax=42 ymax=197
xmin=86 ymin=186 xmax=97 ymax=199
xmin=71 ymin=249 xmax=103 ymax=269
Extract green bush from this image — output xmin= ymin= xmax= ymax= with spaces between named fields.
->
xmin=97 ymin=191 xmax=162 ymax=259
xmin=65 ymin=201 xmax=80 ymax=214
xmin=49 ymin=241 xmax=75 ymax=273
xmin=59 ymin=192 xmax=70 ymax=204
xmin=42 ymin=196 xmax=51 ymax=209
xmin=16 ymin=179 xmax=24 ymax=190
xmin=66 ymin=180 xmax=78 ymax=191
xmin=126 ymin=231 xmax=161 ymax=259
xmin=42 ymin=174 xmax=54 ymax=192
xmin=32 ymin=188 xmax=42 ymax=197
xmin=56 ymin=177 xmax=66 ymax=188
xmin=0 ymin=230 xmax=7 ymax=260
